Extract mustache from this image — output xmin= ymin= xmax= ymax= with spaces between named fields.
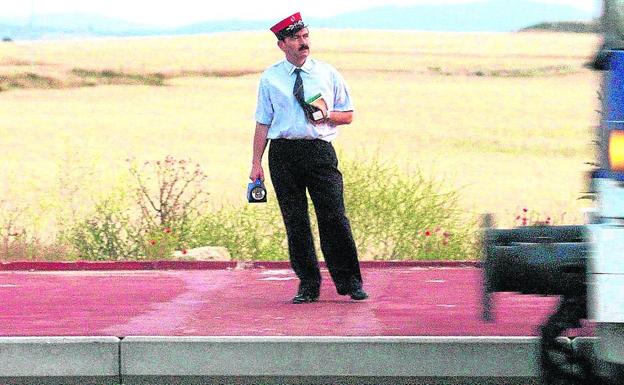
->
xmin=299 ymin=44 xmax=309 ymax=51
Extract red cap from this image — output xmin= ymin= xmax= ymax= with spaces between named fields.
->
xmin=270 ymin=12 xmax=305 ymax=38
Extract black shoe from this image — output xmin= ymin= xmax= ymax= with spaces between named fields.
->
xmin=349 ymin=288 xmax=369 ymax=301
xmin=292 ymin=286 xmax=320 ymax=304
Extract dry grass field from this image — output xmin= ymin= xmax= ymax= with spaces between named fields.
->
xmin=0 ymin=29 xmax=602 ymax=240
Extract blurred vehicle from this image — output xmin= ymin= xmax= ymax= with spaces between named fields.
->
xmin=482 ymin=1 xmax=624 ymax=384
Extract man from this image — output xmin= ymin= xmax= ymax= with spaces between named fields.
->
xmin=249 ymin=12 xmax=368 ymax=304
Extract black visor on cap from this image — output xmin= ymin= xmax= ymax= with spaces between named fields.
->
xmin=277 ymin=20 xmax=307 ymax=40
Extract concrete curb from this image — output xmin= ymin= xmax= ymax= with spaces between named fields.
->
xmin=0 ymin=260 xmax=481 ymax=271
xmin=119 ymin=336 xmax=550 ymax=385
xmin=0 ymin=337 xmax=120 ymax=385
xmin=0 ymin=336 xmax=588 ymax=384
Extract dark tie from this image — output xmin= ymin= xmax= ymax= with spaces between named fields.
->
xmin=293 ymin=68 xmax=316 ymax=120
xmin=293 ymin=68 xmax=306 ymax=108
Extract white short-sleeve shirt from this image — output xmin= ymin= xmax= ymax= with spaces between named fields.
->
xmin=255 ymin=58 xmax=354 ymax=142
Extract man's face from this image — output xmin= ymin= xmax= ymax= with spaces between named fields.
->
xmin=278 ymin=28 xmax=310 ymax=63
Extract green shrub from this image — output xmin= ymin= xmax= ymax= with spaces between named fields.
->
xmin=62 ymin=195 xmax=142 ymax=260
xmin=128 ymin=156 xmax=209 ymax=246
xmin=191 ymin=156 xmax=476 ymax=261
xmin=339 ymin=157 xmax=476 ymax=260
xmin=61 ymin=155 xmax=476 ymax=261
xmin=63 ymin=156 xmax=211 ymax=260
xmin=192 ymin=202 xmax=287 ymax=261
xmin=143 ymin=227 xmax=180 ymax=260
xmin=1 ymin=231 xmax=69 ymax=261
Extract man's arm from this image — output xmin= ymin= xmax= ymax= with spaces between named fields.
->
xmin=327 ymin=110 xmax=353 ymax=125
xmin=327 ymin=67 xmax=354 ymax=126
xmin=250 ymin=122 xmax=269 ymax=181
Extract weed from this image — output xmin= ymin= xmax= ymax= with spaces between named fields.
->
xmin=339 ymin=157 xmax=476 ymax=260
xmin=191 ymin=157 xmax=476 ymax=261
xmin=62 ymin=194 xmax=142 ymax=260
xmin=71 ymin=68 xmax=165 ymax=86
xmin=514 ymin=206 xmax=564 ymax=227
xmin=0 ymin=72 xmax=62 ymax=90
xmin=128 ymin=156 xmax=210 ymax=246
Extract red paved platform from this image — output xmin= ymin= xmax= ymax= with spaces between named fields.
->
xmin=0 ymin=262 xmax=593 ymax=337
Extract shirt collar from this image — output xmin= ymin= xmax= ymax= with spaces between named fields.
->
xmin=286 ymin=58 xmax=314 ymax=75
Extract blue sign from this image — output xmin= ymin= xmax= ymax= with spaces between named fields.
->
xmin=607 ymin=50 xmax=624 ymax=123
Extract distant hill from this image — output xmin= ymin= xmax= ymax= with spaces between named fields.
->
xmin=308 ymin=0 xmax=593 ymax=32
xmin=0 ymin=13 xmax=166 ymax=40
xmin=0 ymin=0 xmax=596 ymax=41
xmin=520 ymin=20 xmax=599 ymax=33
xmin=179 ymin=1 xmax=595 ymax=35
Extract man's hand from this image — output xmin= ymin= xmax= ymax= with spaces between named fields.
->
xmin=250 ymin=162 xmax=264 ymax=182
xmin=309 ymin=105 xmax=329 ymax=125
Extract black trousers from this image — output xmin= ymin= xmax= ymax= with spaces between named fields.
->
xmin=268 ymin=139 xmax=363 ymax=295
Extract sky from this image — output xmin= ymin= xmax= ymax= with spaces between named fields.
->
xmin=1 ymin=0 xmax=602 ymax=27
